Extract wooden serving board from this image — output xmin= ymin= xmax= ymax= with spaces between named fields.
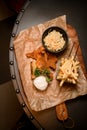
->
xmin=56 ymin=24 xmax=87 ymax=121
xmin=14 ymin=15 xmax=87 ymax=112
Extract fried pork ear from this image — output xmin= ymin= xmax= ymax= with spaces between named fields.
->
xmin=46 ymin=52 xmax=58 ymax=69
xmin=26 ymin=46 xmax=58 ymax=70
xmin=26 ymin=46 xmax=45 ymax=60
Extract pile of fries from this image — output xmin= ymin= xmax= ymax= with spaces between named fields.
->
xmin=57 ymin=56 xmax=79 ymax=86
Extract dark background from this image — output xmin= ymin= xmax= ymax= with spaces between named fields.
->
xmin=0 ymin=15 xmax=16 ymax=84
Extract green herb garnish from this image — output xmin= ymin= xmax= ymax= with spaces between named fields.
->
xmin=46 ymin=76 xmax=52 ymax=83
xmin=34 ymin=68 xmax=42 ymax=77
xmin=42 ymin=68 xmax=50 ymax=76
xmin=34 ymin=68 xmax=52 ymax=83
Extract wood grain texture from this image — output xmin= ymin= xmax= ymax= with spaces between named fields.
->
xmin=56 ymin=24 xmax=87 ymax=121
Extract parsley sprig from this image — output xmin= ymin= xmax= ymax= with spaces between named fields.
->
xmin=34 ymin=68 xmax=52 ymax=83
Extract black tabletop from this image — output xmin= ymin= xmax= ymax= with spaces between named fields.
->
xmin=9 ymin=0 xmax=87 ymax=130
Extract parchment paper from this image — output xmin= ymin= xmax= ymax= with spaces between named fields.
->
xmin=14 ymin=15 xmax=87 ymax=111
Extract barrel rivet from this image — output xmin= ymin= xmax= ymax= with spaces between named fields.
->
xmin=21 ymin=9 xmax=25 ymax=12
xmin=22 ymin=103 xmax=26 ymax=107
xmin=11 ymin=33 xmax=15 ymax=37
xmin=9 ymin=61 xmax=14 ymax=65
xmin=16 ymin=89 xmax=20 ymax=94
xmin=9 ymin=46 xmax=14 ymax=51
xmin=30 ymin=115 xmax=34 ymax=120
xmin=11 ymin=75 xmax=16 ymax=79
xmin=16 ymin=20 xmax=19 ymax=24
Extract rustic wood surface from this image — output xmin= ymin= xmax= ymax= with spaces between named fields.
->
xmin=56 ymin=24 xmax=87 ymax=121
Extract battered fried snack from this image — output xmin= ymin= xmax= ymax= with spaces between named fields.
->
xmin=26 ymin=46 xmax=58 ymax=70
xmin=57 ymin=56 xmax=79 ymax=86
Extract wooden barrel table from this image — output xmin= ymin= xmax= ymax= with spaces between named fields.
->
xmin=9 ymin=0 xmax=87 ymax=130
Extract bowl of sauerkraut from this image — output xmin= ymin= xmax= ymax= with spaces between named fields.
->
xmin=42 ymin=26 xmax=68 ymax=54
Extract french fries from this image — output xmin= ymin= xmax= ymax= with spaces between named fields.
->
xmin=57 ymin=56 xmax=79 ymax=86
xmin=30 ymin=60 xmax=37 ymax=79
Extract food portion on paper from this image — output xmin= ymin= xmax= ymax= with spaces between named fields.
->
xmin=43 ymin=30 xmax=65 ymax=51
xmin=13 ymin=15 xmax=87 ymax=111
xmin=57 ymin=56 xmax=80 ymax=87
xmin=42 ymin=26 xmax=68 ymax=53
